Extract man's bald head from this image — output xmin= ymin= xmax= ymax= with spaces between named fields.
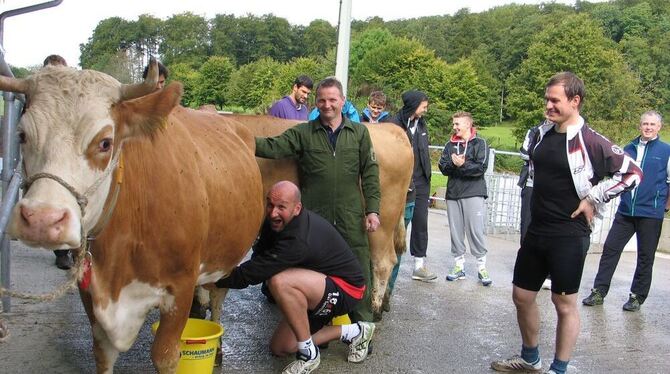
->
xmin=266 ymin=181 xmax=302 ymax=232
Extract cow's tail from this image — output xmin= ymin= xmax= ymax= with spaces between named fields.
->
xmin=393 ymin=216 xmax=407 ymax=256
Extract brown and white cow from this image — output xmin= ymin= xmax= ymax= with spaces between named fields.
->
xmin=222 ymin=114 xmax=413 ymax=316
xmin=2 ymin=62 xmax=264 ymax=373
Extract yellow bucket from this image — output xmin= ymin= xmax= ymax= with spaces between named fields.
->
xmin=151 ymin=318 xmax=224 ymax=374
xmin=331 ymin=314 xmax=351 ymax=326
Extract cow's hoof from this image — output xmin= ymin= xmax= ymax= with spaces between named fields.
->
xmin=373 ymin=311 xmax=383 ymax=322
xmin=214 ymin=347 xmax=223 ymax=366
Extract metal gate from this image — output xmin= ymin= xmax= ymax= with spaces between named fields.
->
xmin=0 ymin=0 xmax=63 ymax=313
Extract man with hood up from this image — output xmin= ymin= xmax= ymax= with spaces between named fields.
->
xmin=390 ymin=90 xmax=437 ymax=282
xmin=438 ymin=111 xmax=492 ymax=286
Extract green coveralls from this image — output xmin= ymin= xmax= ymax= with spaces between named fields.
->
xmin=255 ymin=118 xmax=381 ymax=322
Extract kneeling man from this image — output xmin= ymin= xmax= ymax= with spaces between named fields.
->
xmin=216 ymin=181 xmax=375 ymax=374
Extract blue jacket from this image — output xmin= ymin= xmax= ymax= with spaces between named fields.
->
xmin=308 ymin=100 xmax=361 ymax=123
xmin=360 ymin=107 xmax=390 ymax=123
xmin=618 ymin=136 xmax=670 ymax=219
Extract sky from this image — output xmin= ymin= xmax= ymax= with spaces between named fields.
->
xmin=1 ymin=0 xmax=582 ymax=68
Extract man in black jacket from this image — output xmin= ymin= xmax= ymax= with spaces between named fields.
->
xmin=216 ymin=181 xmax=375 ymax=374
xmin=390 ymin=90 xmax=437 ymax=282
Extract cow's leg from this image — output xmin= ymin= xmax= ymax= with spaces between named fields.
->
xmin=208 ymin=287 xmax=229 ymax=366
xmin=151 ymin=287 xmax=194 ymax=374
xmin=209 ymin=287 xmax=229 ymax=322
xmin=368 ymin=233 xmax=397 ymax=317
xmin=79 ymin=289 xmax=119 ymax=374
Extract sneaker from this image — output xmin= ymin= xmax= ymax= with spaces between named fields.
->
xmin=478 ymin=268 xmax=492 ymax=286
xmin=348 ymin=321 xmax=375 ymax=363
xmin=582 ymin=289 xmax=604 ymax=306
xmin=446 ymin=266 xmax=465 ymax=281
xmin=282 ymin=350 xmax=320 ymax=374
xmin=412 ymin=267 xmax=438 ymax=282
xmin=544 ymin=370 xmax=558 ymax=374
xmin=491 ymin=355 xmax=542 ymax=372
xmin=623 ymin=293 xmax=642 ymax=312
xmin=541 ymin=278 xmax=552 ymax=290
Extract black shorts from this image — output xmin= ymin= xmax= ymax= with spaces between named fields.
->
xmin=513 ymin=232 xmax=590 ymax=295
xmin=308 ymin=277 xmax=360 ymax=334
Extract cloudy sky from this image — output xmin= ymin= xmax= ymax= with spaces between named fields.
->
xmin=1 ymin=0 xmax=584 ymax=68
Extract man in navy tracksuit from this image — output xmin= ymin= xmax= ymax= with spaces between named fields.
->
xmin=583 ymin=110 xmax=670 ymax=311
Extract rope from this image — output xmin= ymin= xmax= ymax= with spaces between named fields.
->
xmin=0 ymin=151 xmax=122 ymax=303
xmin=0 ymin=225 xmax=87 ymax=302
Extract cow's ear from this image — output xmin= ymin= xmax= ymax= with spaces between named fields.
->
xmin=112 ymin=82 xmax=183 ymax=140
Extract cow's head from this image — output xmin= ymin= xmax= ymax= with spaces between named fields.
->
xmin=2 ymin=61 xmax=183 ymax=249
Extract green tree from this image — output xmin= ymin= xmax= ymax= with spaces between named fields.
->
xmin=194 ymin=56 xmax=236 ymax=109
xmin=130 ymin=14 xmax=163 ymax=80
xmin=159 ymin=12 xmax=209 ymax=68
xmin=80 ymin=17 xmax=134 ymax=70
xmin=225 ymin=57 xmax=283 ymax=111
xmin=169 ymin=62 xmax=200 ymax=107
xmin=302 ymin=20 xmax=336 ymax=57
xmin=506 ymin=14 xmax=644 ymax=143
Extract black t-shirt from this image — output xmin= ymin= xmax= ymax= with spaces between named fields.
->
xmin=216 ymin=209 xmax=365 ymax=290
xmin=528 ymin=128 xmax=590 ymax=237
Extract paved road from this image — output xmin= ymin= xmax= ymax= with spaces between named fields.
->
xmin=1 ymin=209 xmax=669 ymax=373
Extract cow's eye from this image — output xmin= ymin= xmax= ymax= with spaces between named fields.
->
xmin=99 ymin=138 xmax=112 ymax=153
xmin=18 ymin=131 xmax=26 ymax=144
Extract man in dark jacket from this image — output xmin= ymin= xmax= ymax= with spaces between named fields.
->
xmin=390 ymin=90 xmax=437 ymax=282
xmin=216 ymin=181 xmax=375 ymax=374
xmin=438 ymin=111 xmax=492 ymax=286
xmin=583 ymin=110 xmax=670 ymax=312
xmin=255 ymin=77 xmax=381 ymax=324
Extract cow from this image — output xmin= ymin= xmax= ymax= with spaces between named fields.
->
xmin=222 ymin=114 xmax=413 ymax=317
xmin=2 ymin=62 xmax=265 ymax=373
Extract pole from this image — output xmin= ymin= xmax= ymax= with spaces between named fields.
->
xmin=335 ymin=0 xmax=352 ymax=96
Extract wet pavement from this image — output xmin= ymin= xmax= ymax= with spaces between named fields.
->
xmin=1 ymin=209 xmax=669 ymax=373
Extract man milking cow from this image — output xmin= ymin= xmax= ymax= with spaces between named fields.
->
xmin=215 ymin=181 xmax=375 ymax=374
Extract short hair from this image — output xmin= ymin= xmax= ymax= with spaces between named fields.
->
xmin=368 ymin=91 xmax=387 ymax=106
xmin=315 ymin=76 xmax=344 ymax=98
xmin=142 ymin=61 xmax=169 ymax=80
xmin=43 ymin=54 xmax=67 ymax=67
xmin=640 ymin=110 xmax=663 ymax=125
xmin=294 ymin=75 xmax=313 ymax=90
xmin=546 ymin=72 xmax=586 ymax=109
xmin=452 ymin=111 xmax=474 ymax=124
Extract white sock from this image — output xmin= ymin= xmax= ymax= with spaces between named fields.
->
xmin=297 ymin=337 xmax=317 ymax=360
xmin=340 ymin=323 xmax=361 ymax=343
xmin=414 ymin=256 xmax=424 ymax=270
xmin=455 ymin=255 xmax=465 ymax=269
xmin=477 ymin=256 xmax=487 ymax=271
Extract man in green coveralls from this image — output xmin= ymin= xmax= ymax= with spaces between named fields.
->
xmin=255 ymin=76 xmax=381 ymax=324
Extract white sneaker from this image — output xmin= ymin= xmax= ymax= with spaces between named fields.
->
xmin=348 ymin=321 xmax=375 ymax=363
xmin=491 ymin=355 xmax=542 ymax=372
xmin=282 ymin=350 xmax=320 ymax=374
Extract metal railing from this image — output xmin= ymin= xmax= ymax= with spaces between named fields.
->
xmin=1 ymin=0 xmax=63 ymax=313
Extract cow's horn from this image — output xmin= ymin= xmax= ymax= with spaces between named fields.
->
xmin=0 ymin=75 xmax=29 ymax=94
xmin=118 ymin=57 xmax=158 ymax=101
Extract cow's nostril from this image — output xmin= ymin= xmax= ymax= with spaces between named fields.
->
xmin=20 ymin=204 xmax=35 ymax=224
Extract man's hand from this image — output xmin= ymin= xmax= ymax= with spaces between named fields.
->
xmin=365 ymin=213 xmax=380 ymax=232
xmin=571 ymin=198 xmax=596 ymax=226
xmin=451 ymin=153 xmax=465 ymax=167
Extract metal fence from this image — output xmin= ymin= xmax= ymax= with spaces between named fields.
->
xmin=429 ymin=146 xmax=620 ymax=246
